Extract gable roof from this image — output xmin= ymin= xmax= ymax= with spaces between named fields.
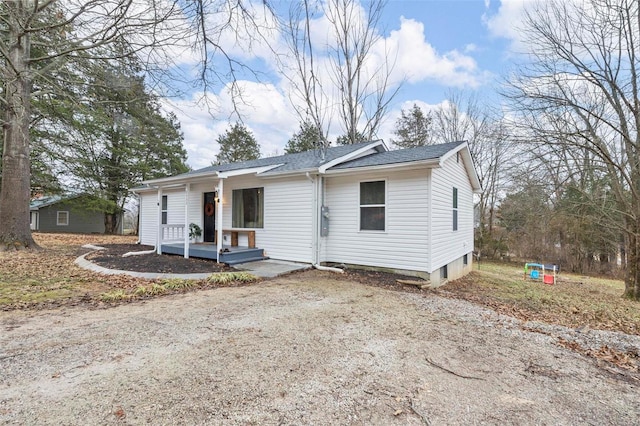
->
xmin=331 ymin=141 xmax=464 ymax=170
xmin=139 ymin=141 xmax=387 ymax=186
xmin=188 ymin=141 xmax=386 ymax=176
xmin=30 ymin=195 xmax=68 ymax=210
xmin=137 ymin=140 xmax=481 ymax=192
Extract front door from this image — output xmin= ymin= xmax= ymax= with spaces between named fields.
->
xmin=203 ymin=192 xmax=216 ymax=242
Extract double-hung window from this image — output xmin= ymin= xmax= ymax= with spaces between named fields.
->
xmin=161 ymin=195 xmax=168 ymax=225
xmin=360 ymin=180 xmax=386 ymax=231
xmin=232 ymin=187 xmax=264 ymax=228
xmin=453 ymin=187 xmax=458 ymax=231
xmin=57 ymin=211 xmax=69 ymax=226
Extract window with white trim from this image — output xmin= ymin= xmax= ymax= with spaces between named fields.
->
xmin=453 ymin=187 xmax=458 ymax=231
xmin=360 ymin=180 xmax=385 ymax=231
xmin=161 ymin=195 xmax=168 ymax=225
xmin=232 ymin=187 xmax=264 ymax=228
xmin=57 ymin=211 xmax=69 ymax=226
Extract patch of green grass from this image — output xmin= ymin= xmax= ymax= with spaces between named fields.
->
xmin=100 ymin=289 xmax=129 ymax=302
xmin=148 ymin=283 xmax=167 ymax=295
xmin=207 ymin=271 xmax=258 ymax=285
xmin=160 ymin=278 xmax=195 ymax=291
xmin=134 ymin=286 xmax=148 ymax=296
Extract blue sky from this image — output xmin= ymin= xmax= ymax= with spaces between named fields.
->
xmin=163 ymin=0 xmax=525 ymax=170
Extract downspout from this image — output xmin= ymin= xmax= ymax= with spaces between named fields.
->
xmin=308 ymin=171 xmax=343 ymax=273
xmin=305 ymin=172 xmax=318 ymax=265
xmin=156 ymin=186 xmax=163 ymax=255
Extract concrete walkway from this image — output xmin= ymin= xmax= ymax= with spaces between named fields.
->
xmin=74 ymin=252 xmax=311 ymax=280
xmin=233 ymin=259 xmax=312 ymax=278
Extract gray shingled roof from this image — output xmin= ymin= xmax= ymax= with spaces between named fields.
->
xmin=331 ymin=141 xmax=464 ymax=169
xmin=185 ymin=141 xmax=380 ymax=177
xmin=135 ymin=141 xmax=466 ymax=191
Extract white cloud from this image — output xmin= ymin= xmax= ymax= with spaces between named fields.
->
xmin=483 ymin=0 xmax=529 ymax=42
xmin=385 ymin=17 xmax=486 ymax=88
xmin=162 ymin=82 xmax=298 ymax=169
xmin=160 ymin=1 xmax=495 ymax=168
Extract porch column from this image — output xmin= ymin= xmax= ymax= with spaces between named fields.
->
xmin=184 ymin=183 xmax=190 ymax=259
xmin=216 ymin=179 xmax=224 ymax=263
xmin=156 ymin=186 xmax=163 ymax=255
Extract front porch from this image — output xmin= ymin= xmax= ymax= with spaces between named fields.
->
xmin=161 ymin=242 xmax=268 ymax=265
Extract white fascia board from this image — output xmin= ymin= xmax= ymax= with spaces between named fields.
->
xmin=439 ymin=141 xmax=466 ymax=165
xmin=323 ymin=158 xmax=440 ymax=175
xmin=138 ymin=163 xmax=281 ymax=187
xmin=318 ymin=141 xmax=388 ymax=174
xmin=439 ymin=142 xmax=482 ymax=193
xmin=217 ymin=164 xmax=283 ymax=178
xmin=142 ymin=170 xmax=220 ymax=186
xmin=254 ymin=167 xmax=319 ymax=179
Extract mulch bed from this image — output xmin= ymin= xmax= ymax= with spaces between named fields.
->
xmin=343 ymin=268 xmax=429 ymax=293
xmin=83 ymin=244 xmax=425 ymax=288
xmin=85 ymin=244 xmax=234 ymax=274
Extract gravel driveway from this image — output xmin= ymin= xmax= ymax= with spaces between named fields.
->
xmin=1 ymin=271 xmax=639 ymax=425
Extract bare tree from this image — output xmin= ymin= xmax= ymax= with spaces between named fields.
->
xmin=432 ymin=90 xmax=512 ymax=256
xmin=504 ymin=0 xmax=640 ymax=299
xmin=0 ymin=0 xmax=274 ymax=250
xmin=1 ymin=0 xmax=176 ymax=250
xmin=283 ymin=0 xmax=401 ymax=150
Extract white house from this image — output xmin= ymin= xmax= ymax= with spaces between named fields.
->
xmin=132 ymin=140 xmax=482 ymax=285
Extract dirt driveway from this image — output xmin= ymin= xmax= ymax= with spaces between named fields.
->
xmin=1 ymin=271 xmax=639 ymax=425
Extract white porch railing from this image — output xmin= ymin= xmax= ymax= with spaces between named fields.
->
xmin=161 ymin=224 xmax=186 ymax=242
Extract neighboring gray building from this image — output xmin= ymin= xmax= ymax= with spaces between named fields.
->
xmin=30 ymin=195 xmax=123 ymax=234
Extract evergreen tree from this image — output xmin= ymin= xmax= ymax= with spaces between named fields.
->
xmin=216 ymin=123 xmax=261 ymax=164
xmin=391 ymin=104 xmax=433 ymax=148
xmin=45 ymin=43 xmax=189 ymax=234
xmin=336 ymin=131 xmax=368 ymax=145
xmin=285 ymin=120 xmax=322 ymax=154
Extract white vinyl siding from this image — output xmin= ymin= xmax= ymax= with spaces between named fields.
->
xmin=139 ymin=189 xmax=187 ymax=246
xmin=222 ymin=175 xmax=314 ymax=263
xmin=322 ymin=168 xmax=430 ymax=272
xmin=161 ymin=190 xmax=186 ymax=226
xmin=430 ymin=155 xmax=474 ymax=271
xmin=139 ymin=192 xmax=158 ymax=246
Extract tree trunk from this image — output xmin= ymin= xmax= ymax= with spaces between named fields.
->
xmin=0 ymin=1 xmax=38 ymax=251
xmin=104 ymin=213 xmax=119 ymax=235
xmin=624 ymin=221 xmax=640 ymax=300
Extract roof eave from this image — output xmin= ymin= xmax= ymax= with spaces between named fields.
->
xmin=324 ymin=158 xmax=441 ymax=175
xmin=318 ymin=140 xmax=388 ymax=174
xmin=439 ymin=142 xmax=482 ymax=192
xmin=142 ymin=170 xmax=221 ymax=186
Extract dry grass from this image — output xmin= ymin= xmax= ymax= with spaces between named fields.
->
xmin=2 ymin=234 xmax=639 ymax=339
xmin=438 ymin=262 xmax=640 ymax=335
xmin=0 ymin=233 xmax=261 ymax=308
xmin=0 ymin=233 xmax=147 ymax=307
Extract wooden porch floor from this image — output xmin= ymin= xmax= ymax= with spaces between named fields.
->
xmin=160 ymin=242 xmax=267 ymax=265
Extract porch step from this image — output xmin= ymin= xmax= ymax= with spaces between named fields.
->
xmin=219 ymin=248 xmax=267 ymax=265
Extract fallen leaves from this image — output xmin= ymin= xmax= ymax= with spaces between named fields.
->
xmin=557 ymin=338 xmax=639 ymax=372
xmin=435 ymin=265 xmax=640 ymax=337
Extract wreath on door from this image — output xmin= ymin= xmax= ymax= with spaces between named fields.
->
xmin=205 ymin=202 xmax=214 ymax=217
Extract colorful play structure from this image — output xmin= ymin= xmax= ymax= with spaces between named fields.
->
xmin=524 ymin=262 xmax=557 ymax=285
